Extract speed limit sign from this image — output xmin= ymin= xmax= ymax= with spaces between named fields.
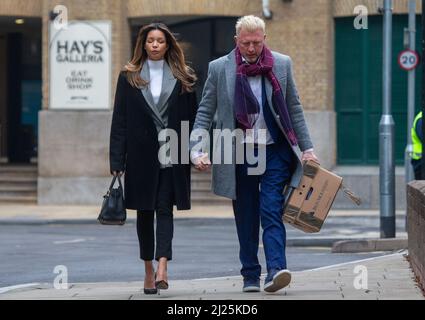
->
xmin=398 ymin=50 xmax=420 ymax=71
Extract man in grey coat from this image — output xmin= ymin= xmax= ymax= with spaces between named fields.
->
xmin=190 ymin=15 xmax=319 ymax=293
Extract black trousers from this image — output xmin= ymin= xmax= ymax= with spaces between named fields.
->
xmin=411 ymin=159 xmax=423 ymax=180
xmin=137 ymin=168 xmax=174 ymax=261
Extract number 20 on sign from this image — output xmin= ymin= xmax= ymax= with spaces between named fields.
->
xmin=398 ymin=49 xmax=420 ymax=71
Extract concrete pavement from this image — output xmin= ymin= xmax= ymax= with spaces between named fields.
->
xmin=0 ymin=252 xmax=423 ymax=300
xmin=0 ymin=204 xmax=236 ymax=222
xmin=0 ymin=203 xmax=406 ymax=221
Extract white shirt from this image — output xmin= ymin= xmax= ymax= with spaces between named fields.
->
xmin=244 ymin=75 xmax=274 ymax=145
xmin=243 ymin=59 xmax=313 ymax=152
xmin=148 ymin=59 xmax=164 ymax=105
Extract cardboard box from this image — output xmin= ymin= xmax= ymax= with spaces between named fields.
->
xmin=282 ymin=160 xmax=343 ymax=233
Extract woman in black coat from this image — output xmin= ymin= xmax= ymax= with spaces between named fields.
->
xmin=109 ymin=23 xmax=197 ymax=294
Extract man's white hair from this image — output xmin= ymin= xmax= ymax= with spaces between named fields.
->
xmin=235 ymin=15 xmax=266 ymax=36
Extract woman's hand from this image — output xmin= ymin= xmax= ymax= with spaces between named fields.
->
xmin=192 ymin=153 xmax=211 ymax=172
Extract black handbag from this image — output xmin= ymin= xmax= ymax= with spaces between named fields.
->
xmin=98 ymin=174 xmax=127 ymax=225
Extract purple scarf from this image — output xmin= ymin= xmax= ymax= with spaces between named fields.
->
xmin=234 ymin=46 xmax=298 ymax=146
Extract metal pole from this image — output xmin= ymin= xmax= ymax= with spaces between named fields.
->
xmin=405 ymin=0 xmax=416 ymax=184
xmin=380 ymin=0 xmax=396 ymax=238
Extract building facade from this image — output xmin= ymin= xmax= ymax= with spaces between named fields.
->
xmin=0 ymin=0 xmax=422 ymax=208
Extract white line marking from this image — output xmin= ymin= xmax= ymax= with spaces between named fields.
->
xmin=0 ymin=283 xmax=41 ymax=294
xmin=295 ymin=251 xmax=406 ymax=272
xmin=54 ymin=238 xmax=94 ymax=244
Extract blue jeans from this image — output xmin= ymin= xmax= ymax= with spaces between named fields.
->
xmin=232 ymin=140 xmax=295 ymax=280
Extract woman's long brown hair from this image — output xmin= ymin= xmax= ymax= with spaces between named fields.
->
xmin=124 ymin=23 xmax=197 ymax=93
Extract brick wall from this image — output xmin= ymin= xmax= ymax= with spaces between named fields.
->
xmin=334 ymin=0 xmax=422 ymax=17
xmin=407 ymin=181 xmax=425 ymax=290
xmin=0 ymin=0 xmax=42 ymax=16
xmin=127 ymin=0 xmax=335 ymax=112
xmin=127 ymin=0 xmax=259 ymax=16
xmin=265 ymin=0 xmax=334 ymax=112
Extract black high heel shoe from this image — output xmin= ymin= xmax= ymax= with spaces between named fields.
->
xmin=155 ymin=272 xmax=169 ymax=290
xmin=144 ymin=272 xmax=158 ymax=295
xmin=143 ymin=288 xmax=158 ymax=295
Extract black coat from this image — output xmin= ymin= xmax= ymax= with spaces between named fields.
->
xmin=109 ymin=71 xmax=197 ymax=211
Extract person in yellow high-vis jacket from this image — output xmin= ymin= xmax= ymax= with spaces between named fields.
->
xmin=411 ymin=111 xmax=423 ymax=180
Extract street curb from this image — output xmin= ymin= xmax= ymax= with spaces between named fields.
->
xmin=0 ymin=217 xmax=235 ymax=226
xmin=332 ymin=238 xmax=408 ymax=253
xmin=286 ymin=238 xmax=369 ymax=247
xmin=0 ymin=217 xmax=236 ymax=225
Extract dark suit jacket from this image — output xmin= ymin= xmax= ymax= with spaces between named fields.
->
xmin=110 ymin=70 xmax=197 ymax=210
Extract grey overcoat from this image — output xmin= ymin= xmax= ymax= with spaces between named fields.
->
xmin=191 ymin=49 xmax=314 ymax=200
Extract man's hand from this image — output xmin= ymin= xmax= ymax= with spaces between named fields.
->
xmin=193 ymin=153 xmax=211 ymax=172
xmin=301 ymin=150 xmax=320 ymax=164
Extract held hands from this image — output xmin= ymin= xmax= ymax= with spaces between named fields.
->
xmin=193 ymin=153 xmax=212 ymax=172
xmin=191 ymin=150 xmax=318 ymax=171
xmin=301 ymin=150 xmax=320 ymax=164
xmin=112 ymin=171 xmax=124 ymax=177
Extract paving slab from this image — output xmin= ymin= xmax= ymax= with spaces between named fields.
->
xmin=1 ymin=252 xmax=422 ymax=300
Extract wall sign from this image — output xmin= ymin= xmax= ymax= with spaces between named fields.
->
xmin=49 ymin=21 xmax=111 ymax=110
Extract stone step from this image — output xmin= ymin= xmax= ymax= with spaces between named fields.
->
xmin=0 ymin=165 xmax=37 ymax=173
xmin=0 ymin=165 xmax=38 ymax=203
xmin=0 ymin=184 xmax=37 ymax=192
xmin=192 ymin=198 xmax=232 ymax=205
xmin=191 ymin=191 xmax=231 ymax=203
xmin=191 ymin=173 xmax=212 ymax=182
xmin=0 ymin=172 xmax=38 ymax=179
xmin=0 ymin=189 xmax=37 ymax=196
xmin=0 ymin=177 xmax=37 ymax=185
xmin=191 ymin=181 xmax=211 ymax=190
xmin=0 ymin=194 xmax=37 ymax=204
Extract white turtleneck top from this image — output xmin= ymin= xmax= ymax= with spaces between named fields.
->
xmin=147 ymin=59 xmax=164 ymax=105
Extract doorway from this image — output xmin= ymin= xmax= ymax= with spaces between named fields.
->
xmin=335 ymin=15 xmax=423 ymax=165
xmin=0 ymin=17 xmax=42 ymax=164
xmin=129 ymin=16 xmax=238 ymax=101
